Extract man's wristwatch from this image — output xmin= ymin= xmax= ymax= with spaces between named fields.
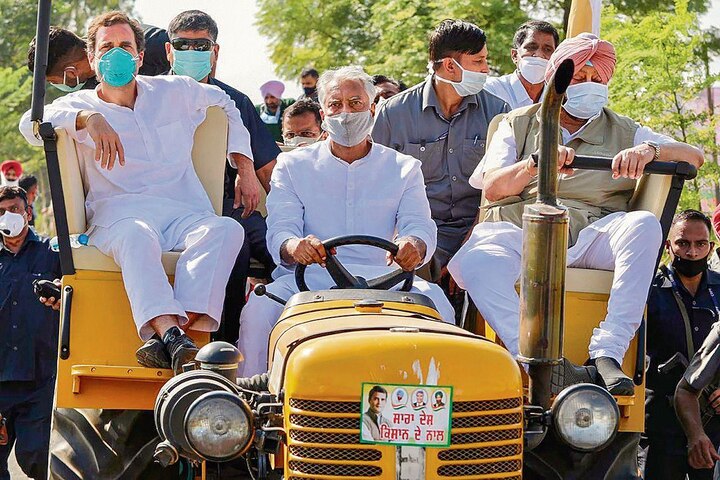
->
xmin=642 ymin=140 xmax=661 ymax=162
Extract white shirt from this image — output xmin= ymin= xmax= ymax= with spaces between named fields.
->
xmin=484 ymin=72 xmax=535 ymax=110
xmin=266 ymin=140 xmax=437 ymax=279
xmin=469 ymin=111 xmax=677 ymax=189
xmin=19 ymin=75 xmax=253 ymax=228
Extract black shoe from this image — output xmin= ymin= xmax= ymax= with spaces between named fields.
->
xmin=136 ymin=335 xmax=171 ymax=369
xmin=595 ymin=356 xmax=634 ymax=396
xmin=551 ymin=358 xmax=598 ymax=395
xmin=163 ymin=327 xmax=199 ymax=375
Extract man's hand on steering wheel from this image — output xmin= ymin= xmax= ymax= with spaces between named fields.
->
xmin=285 ymin=235 xmax=336 ymax=267
xmin=387 ymin=236 xmax=426 ymax=272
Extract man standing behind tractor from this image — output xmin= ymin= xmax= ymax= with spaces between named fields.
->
xmin=19 ymin=11 xmax=256 ymax=373
xmin=372 ymin=19 xmax=509 ymax=291
xmin=0 ymin=186 xmax=60 ymax=480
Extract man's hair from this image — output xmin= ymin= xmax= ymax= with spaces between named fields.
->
xmin=0 ymin=186 xmax=28 ymax=208
xmin=283 ymin=99 xmax=322 ymax=127
xmin=317 ymin=66 xmax=376 ymax=107
xmin=428 ymin=19 xmax=486 ymax=66
xmin=513 ymin=20 xmax=560 ymax=49
xmin=368 ymin=385 xmax=387 ymax=401
xmin=301 ymin=68 xmax=319 ymax=79
xmin=18 ymin=175 xmax=38 ymax=192
xmin=168 ymin=10 xmax=218 ymax=41
xmin=672 ymin=209 xmax=712 ymax=234
xmin=28 ymin=26 xmax=86 ymax=74
xmin=371 ymin=74 xmax=400 ymax=88
xmin=87 ymin=11 xmax=145 ymax=54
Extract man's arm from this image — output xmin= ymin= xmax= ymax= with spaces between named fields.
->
xmin=371 ymin=103 xmax=393 ymax=148
xmin=256 ymin=160 xmax=276 ymax=194
xmin=193 ymin=79 xmax=258 ymax=217
xmin=19 ymin=98 xmax=125 ymax=170
xmin=675 ymin=379 xmax=720 ymax=469
xmin=390 ymin=157 xmax=437 ymax=271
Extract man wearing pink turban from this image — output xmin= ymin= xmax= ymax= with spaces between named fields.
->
xmin=256 ymin=80 xmax=295 ymax=143
xmin=449 ymin=33 xmax=704 ymax=395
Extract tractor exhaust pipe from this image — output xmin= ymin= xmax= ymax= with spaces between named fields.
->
xmin=518 ymin=59 xmax=574 ymax=410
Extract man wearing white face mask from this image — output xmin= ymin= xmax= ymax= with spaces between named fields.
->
xmin=0 ymin=187 xmax=61 ymax=480
xmin=449 ymin=33 xmax=704 ymax=396
xmin=282 ymin=99 xmax=326 ymax=148
xmin=484 ymin=21 xmax=559 ymax=110
xmin=237 ymin=66 xmax=456 ymax=377
xmin=372 ymin=19 xmax=509 ymax=300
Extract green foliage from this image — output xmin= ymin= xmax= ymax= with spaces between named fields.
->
xmin=256 ymin=0 xmax=528 ymax=84
xmin=603 ymin=0 xmax=719 ymax=212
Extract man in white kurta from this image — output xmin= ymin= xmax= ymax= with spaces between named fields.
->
xmin=19 ymin=14 xmax=255 ymax=370
xmin=238 ymin=67 xmax=455 ymax=377
xmin=484 ymin=21 xmax=559 ymax=110
xmin=448 ymin=34 xmax=704 ymax=395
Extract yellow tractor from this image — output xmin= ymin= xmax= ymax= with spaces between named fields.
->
xmin=27 ymin=1 xmax=697 ymax=479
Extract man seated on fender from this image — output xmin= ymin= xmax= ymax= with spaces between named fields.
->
xmin=448 ymin=33 xmax=703 ymax=395
xmin=237 ymin=66 xmax=455 ymax=377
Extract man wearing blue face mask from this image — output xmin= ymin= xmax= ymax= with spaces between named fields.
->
xmin=372 ymin=20 xmax=509 ymax=305
xmin=449 ymin=33 xmax=704 ymax=396
xmin=19 ymin=11 xmax=258 ymax=373
xmin=27 ymin=25 xmax=170 ymax=94
xmin=163 ymin=10 xmax=280 ymax=346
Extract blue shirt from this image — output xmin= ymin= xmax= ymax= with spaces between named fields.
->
xmin=0 ymin=229 xmax=61 ymax=383
xmin=207 ymin=77 xmax=281 ymax=199
xmin=645 ymin=266 xmax=720 ymax=449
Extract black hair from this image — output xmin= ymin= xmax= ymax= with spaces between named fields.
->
xmin=28 ymin=26 xmax=86 ymax=74
xmin=168 ymin=10 xmax=218 ymax=41
xmin=283 ymin=98 xmax=322 ymax=127
xmin=513 ymin=20 xmax=560 ymax=49
xmin=301 ymin=68 xmax=319 ymax=79
xmin=371 ymin=74 xmax=400 ymax=88
xmin=368 ymin=385 xmax=387 ymax=401
xmin=18 ymin=175 xmax=38 ymax=192
xmin=428 ymin=19 xmax=486 ymax=66
xmin=0 ymin=186 xmax=28 ymax=208
xmin=672 ymin=209 xmax=712 ymax=234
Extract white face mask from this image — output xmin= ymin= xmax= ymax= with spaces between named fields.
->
xmin=563 ymin=82 xmax=609 ymax=119
xmin=283 ymin=135 xmax=321 ymax=148
xmin=433 ymin=58 xmax=487 ymax=97
xmin=0 ymin=211 xmax=26 ymax=238
xmin=517 ymin=56 xmax=548 ymax=85
xmin=321 ymin=110 xmax=373 ymax=147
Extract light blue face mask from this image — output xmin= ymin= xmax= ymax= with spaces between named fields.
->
xmin=50 ymin=68 xmax=86 ymax=92
xmin=172 ymin=49 xmax=213 ymax=81
xmin=97 ymin=47 xmax=138 ymax=87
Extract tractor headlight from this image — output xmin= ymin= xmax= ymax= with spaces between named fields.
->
xmin=184 ymin=391 xmax=254 ymax=461
xmin=551 ymin=384 xmax=619 ymax=452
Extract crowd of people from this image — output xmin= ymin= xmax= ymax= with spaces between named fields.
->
xmin=0 ymin=7 xmax=717 ymax=480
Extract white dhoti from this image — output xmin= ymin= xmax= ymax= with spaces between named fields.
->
xmin=238 ymin=265 xmax=456 ymax=377
xmin=448 ymin=210 xmax=662 ymax=363
xmin=90 ymin=212 xmax=245 ymax=340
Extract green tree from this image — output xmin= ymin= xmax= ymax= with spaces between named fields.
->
xmin=256 ymin=0 xmax=528 ymax=84
xmin=603 ymin=0 xmax=719 ymax=211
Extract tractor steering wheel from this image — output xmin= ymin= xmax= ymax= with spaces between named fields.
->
xmin=294 ymin=235 xmax=414 ymax=292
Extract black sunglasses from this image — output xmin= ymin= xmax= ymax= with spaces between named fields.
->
xmin=170 ymin=38 xmax=215 ymax=52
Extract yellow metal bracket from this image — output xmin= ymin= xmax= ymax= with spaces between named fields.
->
xmin=71 ymin=365 xmax=172 ymax=394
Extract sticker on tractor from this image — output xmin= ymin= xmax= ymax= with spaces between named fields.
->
xmin=359 ymin=383 xmax=453 ymax=447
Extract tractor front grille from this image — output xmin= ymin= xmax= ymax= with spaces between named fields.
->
xmin=287 ymin=397 xmax=524 ymax=479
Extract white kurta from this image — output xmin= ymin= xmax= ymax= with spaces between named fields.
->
xmin=451 ymin=114 xmax=677 ymax=364
xmin=19 ymin=75 xmax=250 ymax=339
xmin=483 ymin=72 xmax=535 ymax=110
xmin=238 ymin=140 xmax=456 ymax=376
